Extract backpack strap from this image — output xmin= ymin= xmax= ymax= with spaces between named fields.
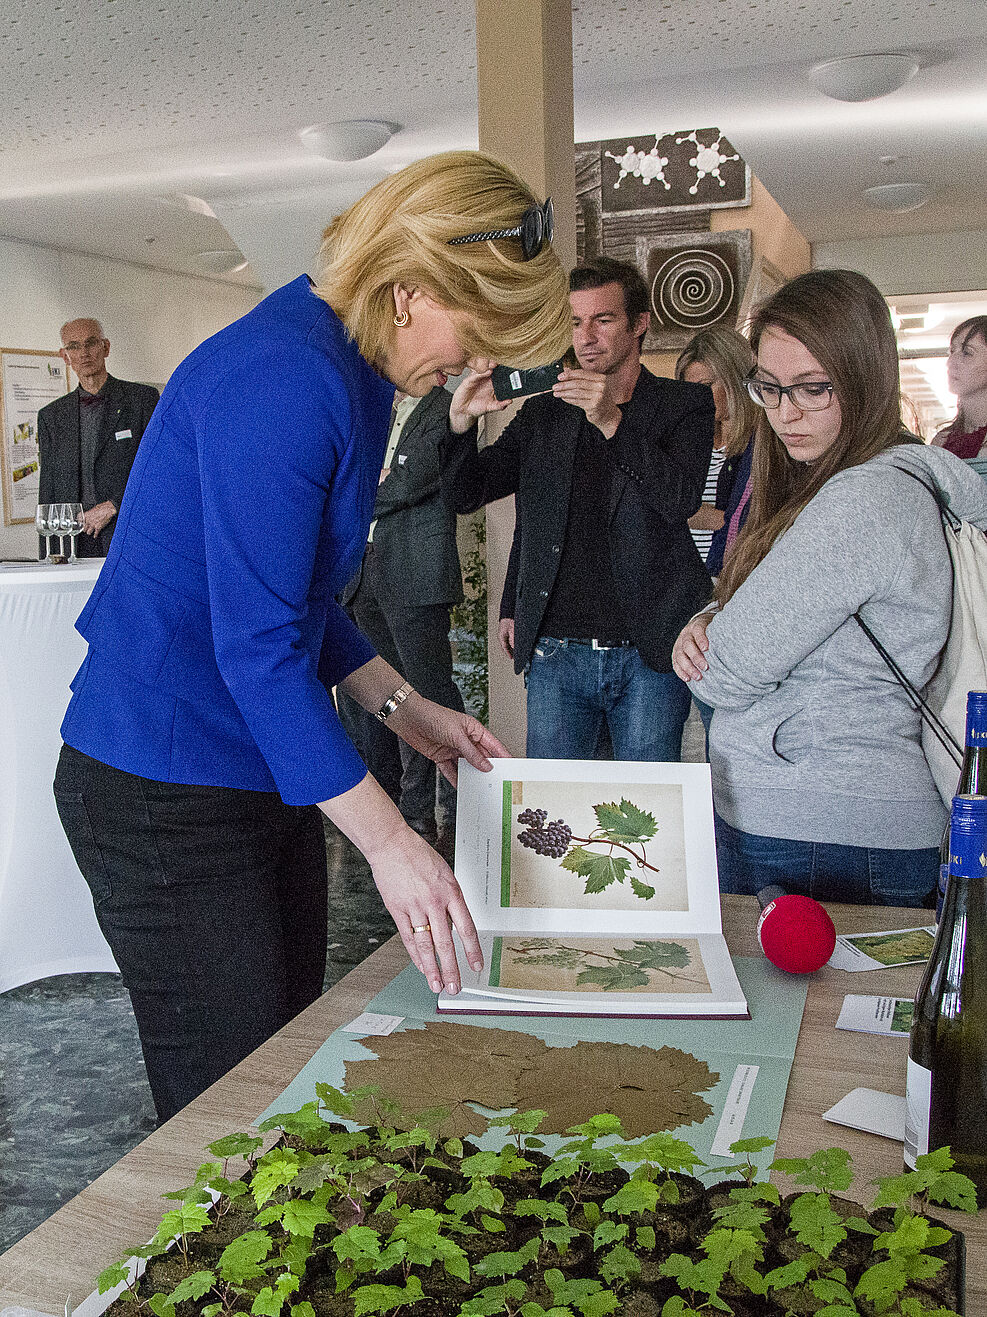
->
xmin=852 ymin=463 xmax=963 ymax=768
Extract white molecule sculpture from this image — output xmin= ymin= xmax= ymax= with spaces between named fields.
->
xmin=675 ymin=130 xmax=741 ymax=194
xmin=605 ymin=138 xmax=671 ymax=190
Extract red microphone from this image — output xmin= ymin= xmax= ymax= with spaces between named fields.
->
xmin=756 ymin=885 xmax=837 ymax=974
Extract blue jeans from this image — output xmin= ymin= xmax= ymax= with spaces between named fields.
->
xmin=714 ymin=810 xmax=938 ymax=908
xmin=525 ymin=637 xmax=691 ymax=760
xmin=54 ymin=744 xmax=328 ymax=1122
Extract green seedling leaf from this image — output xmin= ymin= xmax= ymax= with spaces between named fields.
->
xmin=625 ymin=1131 xmax=706 ymax=1174
xmin=581 ymin=1200 xmax=601 ymax=1226
xmin=154 ymin=1203 xmax=211 ymax=1249
xmin=925 ymin=1170 xmax=979 ymax=1213
xmin=593 ymin=1219 xmax=628 ymax=1251
xmin=727 ymin=1182 xmax=781 ymax=1206
xmin=218 ymin=1229 xmax=273 ymax=1283
xmin=292 ymin=1306 xmax=317 ymax=1317
xmin=481 ymin=1213 xmax=506 ymax=1232
xmin=577 ymin=1293 xmax=620 ymax=1317
xmin=514 ymin=1198 xmax=569 ymax=1225
xmin=542 ymin=1224 xmax=581 ymax=1251
xmin=660 ymin=1301 xmax=705 ymax=1317
xmin=147 ymin=1297 xmax=176 ymax=1317
xmin=701 ymin=1228 xmax=762 ymax=1266
xmin=251 ymin=1274 xmax=300 ymax=1317
xmin=281 ymin=1198 xmax=333 ymax=1238
xmin=765 ymin=1254 xmax=818 ymax=1290
xmin=473 ymin=1235 xmax=540 ymax=1278
xmin=711 ymin=1200 xmax=770 ymax=1238
xmin=314 ymin=1083 xmax=358 ymax=1118
xmin=603 ymin=1178 xmax=659 ymax=1216
xmin=168 ymin=1272 xmax=216 ymax=1303
xmin=458 ymin=1280 xmax=528 ymax=1315
xmin=594 ymin=798 xmax=658 ymax=843
xmin=332 ymin=1225 xmax=382 ymax=1264
xmin=208 ymin=1131 xmax=264 ymax=1161
xmin=636 ymin=1226 xmax=656 ymax=1249
xmin=489 ymin=1109 xmax=547 ymax=1135
xmin=789 ymin=1192 xmax=847 ymax=1258
xmin=97 ymin=1261 xmax=132 ymax=1293
xmin=597 ymin=1242 xmax=641 ymax=1286
xmin=771 ymin=1147 xmax=854 ymax=1193
xmin=730 ymin=1136 xmax=776 ymax=1155
xmin=811 ymin=1277 xmax=857 ymax=1305
xmin=352 ymin=1278 xmax=424 ymax=1317
xmin=659 ymin=1254 xmax=730 ymax=1311
xmin=251 ymin=1149 xmax=302 ymax=1207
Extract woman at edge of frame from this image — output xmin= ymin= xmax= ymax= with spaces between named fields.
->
xmin=53 ymin=151 xmax=571 ymax=1123
xmin=672 ymin=268 xmax=987 ymax=907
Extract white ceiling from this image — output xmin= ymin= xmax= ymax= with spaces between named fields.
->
xmin=0 ymin=0 xmax=983 ymax=289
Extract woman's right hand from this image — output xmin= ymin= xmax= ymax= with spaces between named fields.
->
xmin=672 ymin=613 xmax=714 ymax=682
xmin=449 ymin=362 xmax=511 ymax=433
xmin=364 ymin=823 xmax=483 ymax=996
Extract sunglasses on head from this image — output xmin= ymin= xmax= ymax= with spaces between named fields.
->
xmin=448 ymin=197 xmax=554 ymax=262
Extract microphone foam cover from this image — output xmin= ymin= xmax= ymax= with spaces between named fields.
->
xmin=757 ymin=894 xmax=837 ymax=974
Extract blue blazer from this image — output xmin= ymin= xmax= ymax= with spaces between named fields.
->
xmin=62 ymin=277 xmax=394 ymax=806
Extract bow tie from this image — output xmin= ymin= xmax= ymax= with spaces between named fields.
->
xmin=79 ymin=391 xmax=105 ymax=407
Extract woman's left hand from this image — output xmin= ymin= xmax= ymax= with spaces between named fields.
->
xmin=389 ymin=694 xmax=509 ymax=785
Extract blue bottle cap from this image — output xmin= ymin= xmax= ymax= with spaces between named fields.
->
xmin=948 ymin=795 xmax=987 ymax=881
xmin=966 ymin=690 xmax=987 ymax=743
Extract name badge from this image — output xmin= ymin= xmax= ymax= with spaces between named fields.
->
xmin=115 ymin=428 xmax=133 ymax=440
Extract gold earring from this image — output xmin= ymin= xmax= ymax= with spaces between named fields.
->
xmin=393 ymin=310 xmax=409 ymax=327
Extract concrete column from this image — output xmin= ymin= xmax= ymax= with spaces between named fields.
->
xmin=475 ymin=0 xmax=576 ymax=754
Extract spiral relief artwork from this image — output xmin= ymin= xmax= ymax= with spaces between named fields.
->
xmin=637 ymin=229 xmax=752 ymax=351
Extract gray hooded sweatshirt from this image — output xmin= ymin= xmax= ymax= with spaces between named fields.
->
xmin=695 ymin=444 xmax=987 ymax=849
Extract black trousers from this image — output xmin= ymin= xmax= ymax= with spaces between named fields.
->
xmin=53 ymin=744 xmax=328 ymax=1123
xmin=340 ymin=549 xmax=464 ymax=837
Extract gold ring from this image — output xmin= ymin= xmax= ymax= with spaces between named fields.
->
xmin=412 ymin=922 xmax=431 ymax=934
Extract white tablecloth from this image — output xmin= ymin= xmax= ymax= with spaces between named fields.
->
xmin=0 ymin=562 xmax=117 ymax=992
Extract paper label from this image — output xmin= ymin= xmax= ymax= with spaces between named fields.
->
xmin=115 ymin=428 xmax=133 ymax=439
xmin=710 ymin=1063 xmax=759 ymax=1156
xmin=342 ymin=1012 xmax=403 ymax=1035
xmin=509 ymin=370 xmax=522 ymax=390
xmin=904 ymin=1056 xmax=932 ymax=1168
xmin=836 ymin=994 xmax=914 ymax=1036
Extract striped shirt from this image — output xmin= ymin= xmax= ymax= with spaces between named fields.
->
xmin=689 ymin=446 xmax=726 ymax=562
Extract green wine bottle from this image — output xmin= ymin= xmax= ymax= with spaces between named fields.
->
xmin=906 ymin=794 xmax=987 ymax=1199
xmin=936 ymin=690 xmax=987 ymax=919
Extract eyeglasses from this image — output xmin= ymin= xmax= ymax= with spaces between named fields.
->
xmin=448 ymin=198 xmax=554 ymax=261
xmin=746 ymin=377 xmax=835 ymax=411
xmin=63 ymin=337 xmax=104 ymax=353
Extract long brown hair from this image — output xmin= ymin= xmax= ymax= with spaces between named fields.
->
xmin=943 ymin=316 xmax=987 ymax=435
xmin=675 ymin=326 xmax=759 ymax=459
xmin=716 ymin=269 xmax=919 ymax=605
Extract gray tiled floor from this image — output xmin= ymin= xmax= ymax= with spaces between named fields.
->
xmin=0 ymin=825 xmax=394 ymax=1255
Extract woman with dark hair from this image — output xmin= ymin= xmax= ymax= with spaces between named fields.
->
xmin=53 ymin=151 xmax=571 ymax=1121
xmin=672 ymin=270 xmax=987 ymax=906
xmin=933 ymin=315 xmax=987 ymax=459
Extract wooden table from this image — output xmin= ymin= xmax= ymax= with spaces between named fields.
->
xmin=0 ymin=897 xmax=982 ymax=1311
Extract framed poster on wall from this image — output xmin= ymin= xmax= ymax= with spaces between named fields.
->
xmin=1 ymin=347 xmax=70 ymax=526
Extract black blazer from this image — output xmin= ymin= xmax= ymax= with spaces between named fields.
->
xmin=37 ymin=375 xmax=160 ymax=555
xmin=342 ymin=386 xmax=463 ymax=608
xmin=439 ymin=367 xmax=715 ymax=673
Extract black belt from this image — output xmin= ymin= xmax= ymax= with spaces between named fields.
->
xmin=549 ymin=636 xmax=635 ymax=650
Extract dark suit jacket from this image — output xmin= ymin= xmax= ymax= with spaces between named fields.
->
xmin=37 ymin=374 xmax=160 ymax=555
xmin=342 ymin=386 xmax=463 ymax=608
xmin=439 ymin=366 xmax=715 ymax=673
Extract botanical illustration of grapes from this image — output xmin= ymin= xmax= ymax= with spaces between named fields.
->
xmin=509 ymin=937 xmax=707 ymax=991
xmin=516 ymin=797 xmax=660 ymax=899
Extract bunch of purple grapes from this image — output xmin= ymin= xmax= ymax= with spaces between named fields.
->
xmin=517 ymin=808 xmax=572 ymax=858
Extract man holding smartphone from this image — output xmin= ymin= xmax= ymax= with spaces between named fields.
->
xmin=439 ymin=256 xmax=715 ymax=761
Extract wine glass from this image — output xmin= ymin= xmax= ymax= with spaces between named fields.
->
xmin=35 ymin=504 xmax=54 ymax=561
xmin=53 ymin=502 xmax=76 ymax=558
xmin=63 ymin=502 xmax=85 ymax=563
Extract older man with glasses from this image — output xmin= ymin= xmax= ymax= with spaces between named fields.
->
xmin=37 ymin=317 xmax=160 ymax=557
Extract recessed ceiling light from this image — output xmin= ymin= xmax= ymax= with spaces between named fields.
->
xmin=809 ymin=53 xmax=920 ymax=102
xmin=298 ymin=120 xmax=399 ymax=162
xmin=196 ymin=249 xmax=249 ymax=273
xmin=864 ymin=182 xmax=932 ymax=213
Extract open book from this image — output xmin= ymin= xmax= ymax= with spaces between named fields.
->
xmin=440 ymin=758 xmax=748 ymax=1019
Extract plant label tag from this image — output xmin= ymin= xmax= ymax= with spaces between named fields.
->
xmin=710 ymin=1063 xmax=759 ymax=1156
xmin=342 ymin=1012 xmax=404 ymax=1035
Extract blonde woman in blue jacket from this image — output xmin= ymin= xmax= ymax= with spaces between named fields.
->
xmin=55 ymin=153 xmax=570 ymax=1121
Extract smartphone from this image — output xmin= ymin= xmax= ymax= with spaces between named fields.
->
xmin=491 ymin=357 xmax=566 ymax=401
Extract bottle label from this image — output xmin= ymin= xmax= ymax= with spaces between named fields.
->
xmin=904 ymin=1056 xmax=932 ymax=1169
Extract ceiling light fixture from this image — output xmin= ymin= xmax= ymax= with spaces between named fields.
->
xmin=298 ymin=120 xmax=399 ymax=162
xmin=808 ymin=53 xmax=920 ymax=102
xmin=864 ymin=182 xmax=932 ymax=213
xmin=196 ymin=249 xmax=249 ymax=273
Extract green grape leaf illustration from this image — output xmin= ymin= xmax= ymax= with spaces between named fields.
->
xmin=630 ymin=875 xmax=655 ymax=901
xmin=562 ymin=847 xmax=632 ymax=893
xmin=618 ymin=940 xmax=692 ymax=972
xmin=594 ymin=798 xmax=658 ymax=844
xmin=576 ymin=964 xmax=651 ymax=991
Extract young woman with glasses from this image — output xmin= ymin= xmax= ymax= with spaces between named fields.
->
xmin=53 ymin=152 xmax=570 ymax=1122
xmin=672 ymin=269 xmax=987 ymax=906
